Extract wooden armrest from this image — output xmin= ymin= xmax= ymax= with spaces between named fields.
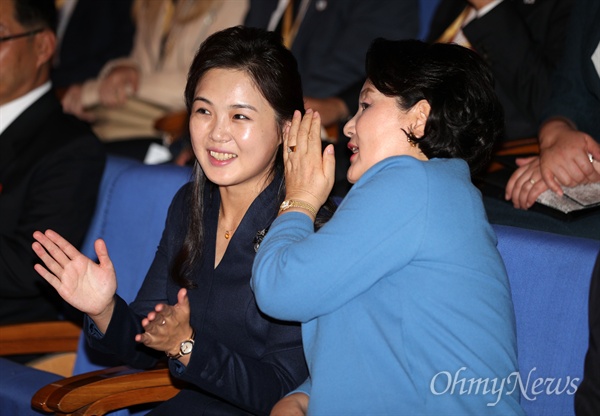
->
xmin=32 ymin=364 xmax=183 ymax=415
xmin=154 ymin=110 xmax=189 ymax=145
xmin=0 ymin=321 xmax=81 ymax=355
xmin=495 ymin=137 xmax=540 ymax=156
xmin=487 ymin=137 xmax=541 ymax=173
xmin=74 ymin=384 xmax=180 ymax=415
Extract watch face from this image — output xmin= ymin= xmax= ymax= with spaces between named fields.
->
xmin=181 ymin=340 xmax=194 ymax=355
xmin=280 ymin=200 xmax=291 ymax=210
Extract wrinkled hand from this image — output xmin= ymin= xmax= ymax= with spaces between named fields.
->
xmin=136 ymin=288 xmax=193 ymax=357
xmin=99 ymin=66 xmax=139 ymax=107
xmin=270 ymin=392 xmax=309 ymax=416
xmin=505 ymin=156 xmax=549 ymax=210
xmin=538 ymin=120 xmax=600 ymax=195
xmin=283 ymin=109 xmax=336 ymax=215
xmin=61 ymin=84 xmax=96 ymax=122
xmin=32 ymin=230 xmax=117 ymax=331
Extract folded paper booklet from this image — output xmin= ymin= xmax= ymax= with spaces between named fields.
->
xmin=536 ymin=183 xmax=600 ymax=214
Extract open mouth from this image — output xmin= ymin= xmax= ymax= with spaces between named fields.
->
xmin=348 ymin=143 xmax=359 ymax=154
xmin=210 ymin=150 xmax=238 ymax=161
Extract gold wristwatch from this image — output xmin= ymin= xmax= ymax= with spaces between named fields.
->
xmin=166 ymin=329 xmax=195 ymax=360
xmin=279 ymin=200 xmax=317 ymax=217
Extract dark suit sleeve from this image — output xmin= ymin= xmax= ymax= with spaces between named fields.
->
xmin=243 ymin=0 xmax=279 ymax=28
xmin=0 ymin=135 xmax=105 ymax=313
xmin=53 ymin=0 xmax=135 ymax=87
xmin=540 ymin=0 xmax=600 ymax=139
xmin=169 ymin=323 xmax=306 ymax=416
xmin=299 ymin=0 xmax=419 ymax=98
xmin=463 ymin=0 xmax=573 ymax=121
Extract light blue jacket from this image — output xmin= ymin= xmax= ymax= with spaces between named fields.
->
xmin=252 ymin=156 xmax=524 ymax=415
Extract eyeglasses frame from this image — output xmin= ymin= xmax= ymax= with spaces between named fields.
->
xmin=0 ymin=28 xmax=44 ymax=43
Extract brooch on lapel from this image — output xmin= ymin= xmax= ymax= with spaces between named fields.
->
xmin=253 ymin=228 xmax=269 ymax=253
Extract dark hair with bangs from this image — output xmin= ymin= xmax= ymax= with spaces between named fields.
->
xmin=366 ymin=39 xmax=503 ymax=174
xmin=173 ymin=26 xmax=305 ymax=288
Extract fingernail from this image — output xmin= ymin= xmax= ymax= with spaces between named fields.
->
xmin=306 ymin=108 xmax=313 ymax=114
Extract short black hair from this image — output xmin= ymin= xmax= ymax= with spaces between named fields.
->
xmin=366 ymin=39 xmax=504 ymax=174
xmin=13 ymin=0 xmax=57 ymax=33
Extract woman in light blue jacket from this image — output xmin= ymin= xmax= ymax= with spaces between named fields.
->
xmin=252 ymin=39 xmax=524 ymax=416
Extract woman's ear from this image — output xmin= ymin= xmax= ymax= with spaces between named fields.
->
xmin=411 ymin=99 xmax=431 ymax=138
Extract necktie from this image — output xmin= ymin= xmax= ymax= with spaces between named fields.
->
xmin=436 ymin=6 xmax=472 ymax=48
xmin=282 ymin=0 xmax=295 ymax=49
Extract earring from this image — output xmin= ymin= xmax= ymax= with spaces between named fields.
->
xmin=402 ymin=128 xmax=418 ymax=147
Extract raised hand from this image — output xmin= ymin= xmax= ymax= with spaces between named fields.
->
xmin=136 ymin=288 xmax=193 ymax=362
xmin=99 ymin=65 xmax=139 ymax=107
xmin=32 ymin=230 xmax=117 ymax=332
xmin=283 ymin=109 xmax=336 ymax=216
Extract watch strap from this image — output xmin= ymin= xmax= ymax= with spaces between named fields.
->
xmin=166 ymin=329 xmax=195 ymax=360
xmin=279 ymin=199 xmax=317 ymax=217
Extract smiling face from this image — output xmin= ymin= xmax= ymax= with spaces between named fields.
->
xmin=190 ymin=68 xmax=281 ymax=192
xmin=342 ymin=80 xmax=429 ymax=184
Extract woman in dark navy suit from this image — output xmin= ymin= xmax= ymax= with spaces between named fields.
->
xmin=31 ymin=26 xmax=323 ymax=415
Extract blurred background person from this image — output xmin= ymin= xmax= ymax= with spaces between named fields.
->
xmin=0 ymin=0 xmax=105 ymax=328
xmin=61 ymin=0 xmax=248 ymax=163
xmin=244 ymin=0 xmax=419 ymax=197
xmin=51 ymin=0 xmax=135 ymax=95
xmin=492 ymin=0 xmax=600 ymax=240
xmin=427 ymin=0 xmax=574 ymax=142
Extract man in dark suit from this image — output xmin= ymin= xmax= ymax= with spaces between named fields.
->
xmin=427 ymin=0 xmax=574 ymax=141
xmin=51 ymin=0 xmax=135 ymax=90
xmin=245 ymin=0 xmax=419 ymax=196
xmin=506 ymin=0 xmax=600 ymax=208
xmin=0 ymin=0 xmax=105 ymax=325
xmin=487 ymin=0 xmax=600 ymax=240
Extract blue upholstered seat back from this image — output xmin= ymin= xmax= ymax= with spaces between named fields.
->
xmin=73 ymin=163 xmax=192 ymax=375
xmin=79 ymin=156 xmax=141 ymax=259
xmin=493 ymin=224 xmax=600 ymax=416
xmin=0 ymin=158 xmax=191 ymax=415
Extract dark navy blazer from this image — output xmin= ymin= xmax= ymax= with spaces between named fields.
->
xmin=87 ymin=174 xmax=308 ymax=415
xmin=0 ymin=90 xmax=105 ymax=324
